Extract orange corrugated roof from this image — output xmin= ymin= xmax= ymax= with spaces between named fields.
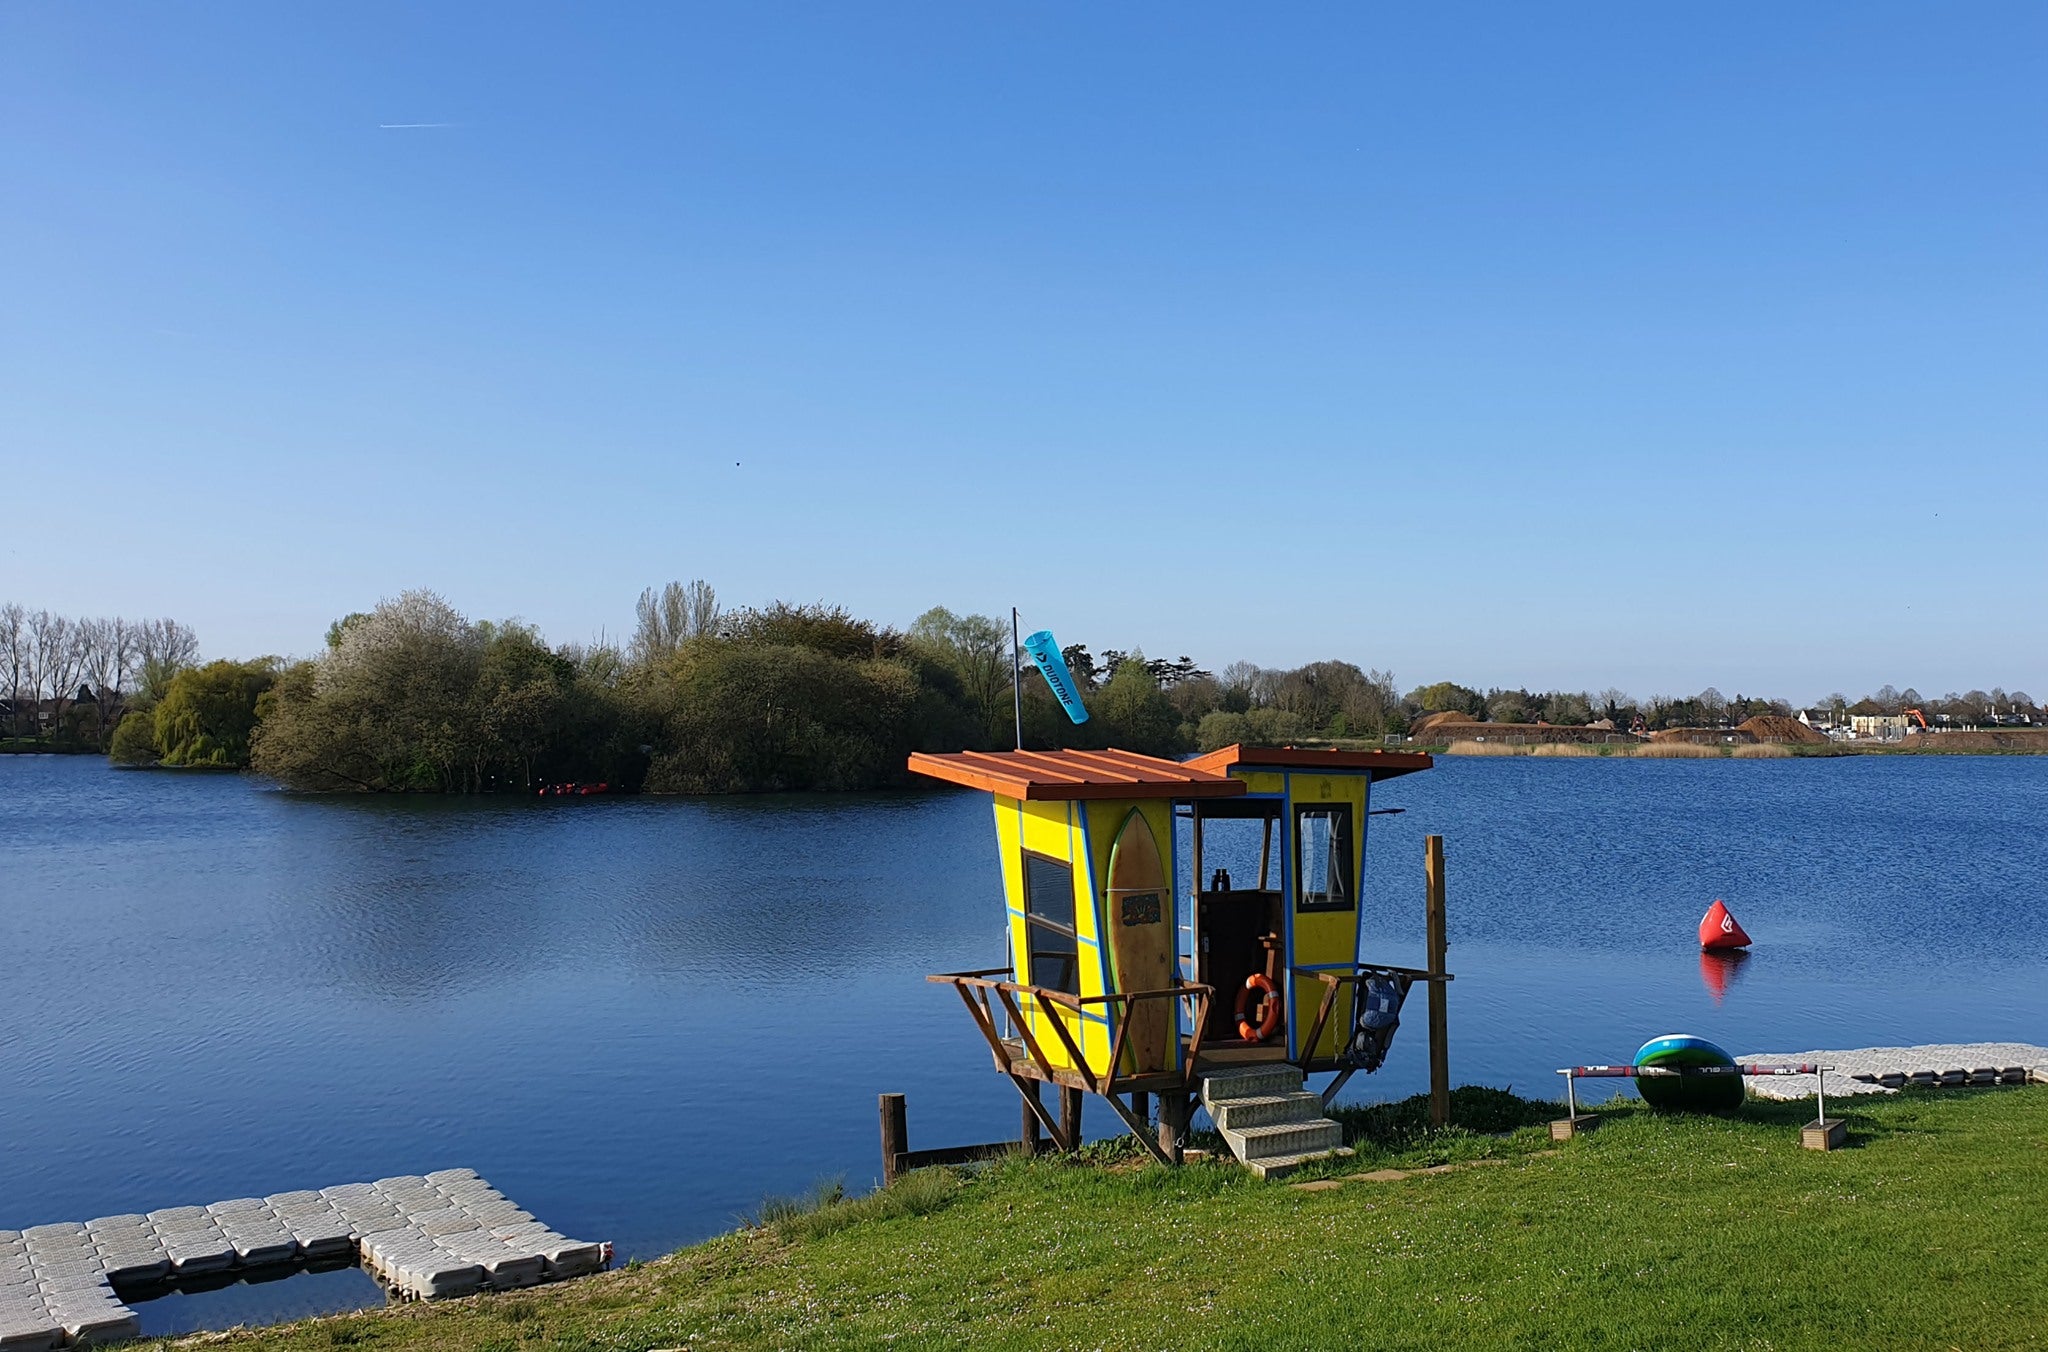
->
xmin=1184 ymin=743 xmax=1434 ymax=779
xmin=907 ymin=748 xmax=1248 ymax=801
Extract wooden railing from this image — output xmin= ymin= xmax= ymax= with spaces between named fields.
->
xmin=929 ymin=966 xmax=1212 ymax=1163
xmin=1290 ymin=961 xmax=1453 ymax=1107
xmin=927 ymin=970 xmax=1213 ymax=1094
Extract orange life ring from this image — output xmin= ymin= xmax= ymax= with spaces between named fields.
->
xmin=1234 ymin=973 xmax=1281 ymax=1043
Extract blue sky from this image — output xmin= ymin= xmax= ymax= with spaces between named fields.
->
xmin=4 ymin=4 xmax=2042 ymax=702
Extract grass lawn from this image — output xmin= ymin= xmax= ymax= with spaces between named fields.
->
xmin=149 ymin=1086 xmax=2046 ymax=1351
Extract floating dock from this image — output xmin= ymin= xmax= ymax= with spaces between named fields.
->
xmin=0 ymin=1169 xmax=606 ymax=1350
xmin=1738 ymin=1042 xmax=2048 ymax=1101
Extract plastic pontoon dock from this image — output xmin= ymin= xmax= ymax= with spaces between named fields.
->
xmin=0 ymin=1169 xmax=606 ymax=1349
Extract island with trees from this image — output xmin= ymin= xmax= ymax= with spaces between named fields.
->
xmin=3 ymin=586 xmax=2040 ymax=792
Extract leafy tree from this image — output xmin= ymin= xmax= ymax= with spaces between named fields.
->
xmin=468 ymin=623 xmax=577 ymax=789
xmin=152 ymin=659 xmax=279 ymax=767
xmin=908 ymin=607 xmax=1012 ymax=746
xmin=1148 ymin=655 xmax=1212 ymax=688
xmin=1096 ymin=660 xmax=1181 ymax=756
xmin=109 ymin=710 xmax=159 ymax=764
xmin=722 ymin=601 xmax=899 ymax=660
xmin=256 ymin=591 xmax=488 ymax=791
xmin=325 ymin=613 xmax=369 ymax=651
xmin=1195 ymin=707 xmax=1307 ymax=752
xmin=1539 ymin=691 xmax=1594 ymax=725
xmin=1408 ymin=682 xmax=1485 ymax=717
xmin=646 ymin=642 xmax=920 ymax=792
xmin=1485 ymin=688 xmax=1534 ymax=724
xmin=1061 ymin=644 xmax=1100 ymax=691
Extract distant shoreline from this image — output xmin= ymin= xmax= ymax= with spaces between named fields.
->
xmin=1314 ymin=734 xmax=2048 ymax=760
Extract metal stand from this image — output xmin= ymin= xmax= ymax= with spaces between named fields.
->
xmin=1803 ymin=1065 xmax=1846 ymax=1151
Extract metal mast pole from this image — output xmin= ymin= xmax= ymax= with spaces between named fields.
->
xmin=1011 ymin=607 xmax=1024 ymax=750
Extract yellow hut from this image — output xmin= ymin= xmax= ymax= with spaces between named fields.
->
xmin=909 ymin=743 xmax=1442 ymax=1175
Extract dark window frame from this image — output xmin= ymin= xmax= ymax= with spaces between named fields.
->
xmin=1020 ymin=850 xmax=1082 ymax=995
xmin=1292 ymin=802 xmax=1356 ymax=913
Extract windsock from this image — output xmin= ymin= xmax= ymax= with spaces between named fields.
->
xmin=1698 ymin=898 xmax=1752 ymax=951
xmin=1022 ymin=630 xmax=1089 ymax=725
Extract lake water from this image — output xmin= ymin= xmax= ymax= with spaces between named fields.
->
xmin=4 ymin=754 xmax=2045 ymax=1332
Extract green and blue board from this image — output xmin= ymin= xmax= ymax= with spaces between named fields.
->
xmin=1634 ymin=1033 xmax=1744 ymax=1112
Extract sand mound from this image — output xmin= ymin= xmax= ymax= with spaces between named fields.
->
xmin=1411 ymin=710 xmax=1481 ymax=738
xmin=1738 ymin=715 xmax=1828 ymax=745
xmin=1648 ymin=727 xmax=1745 ymax=744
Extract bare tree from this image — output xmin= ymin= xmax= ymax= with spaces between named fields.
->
xmin=77 ymin=617 xmax=141 ymax=739
xmin=25 ymin=610 xmax=84 ymax=738
xmin=631 ymin=579 xmax=720 ymax=665
xmin=135 ymin=618 xmax=200 ymax=701
xmin=1 ymin=603 xmax=25 ymax=735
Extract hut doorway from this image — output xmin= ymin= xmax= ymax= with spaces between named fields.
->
xmin=1186 ymin=800 xmax=1287 ymax=1047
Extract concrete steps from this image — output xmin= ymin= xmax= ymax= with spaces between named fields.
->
xmin=1200 ymin=1066 xmax=1351 ymax=1179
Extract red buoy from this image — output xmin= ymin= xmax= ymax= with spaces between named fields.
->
xmin=1698 ymin=898 xmax=1752 ymax=950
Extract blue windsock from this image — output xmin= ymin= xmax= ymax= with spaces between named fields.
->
xmin=1022 ymin=630 xmax=1090 ymax=725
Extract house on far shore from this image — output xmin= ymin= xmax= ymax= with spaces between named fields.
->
xmin=1849 ymin=713 xmax=1912 ymax=741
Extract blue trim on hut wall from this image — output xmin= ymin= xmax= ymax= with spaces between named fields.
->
xmin=1282 ymin=772 xmax=1298 ymax=1060
xmin=1354 ymin=775 xmax=1373 ymax=967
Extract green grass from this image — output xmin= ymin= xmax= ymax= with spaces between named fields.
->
xmin=147 ymin=1087 xmax=2047 ymax=1351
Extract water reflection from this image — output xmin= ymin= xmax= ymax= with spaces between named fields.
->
xmin=1698 ymin=948 xmax=1751 ymax=1004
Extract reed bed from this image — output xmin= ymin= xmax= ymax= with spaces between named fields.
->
xmin=1443 ymin=738 xmax=1793 ymax=760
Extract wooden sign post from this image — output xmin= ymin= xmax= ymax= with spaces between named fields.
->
xmin=1425 ymin=835 xmax=1450 ymax=1128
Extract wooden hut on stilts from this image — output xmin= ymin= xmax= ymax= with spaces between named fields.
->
xmin=904 ymin=744 xmax=1449 ymax=1178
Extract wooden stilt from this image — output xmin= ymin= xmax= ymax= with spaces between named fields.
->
xmin=1131 ymin=1091 xmax=1150 ymax=1128
xmin=1425 ymin=835 xmax=1451 ymax=1129
xmin=879 ymin=1093 xmax=908 ymax=1186
xmin=1060 ymin=1085 xmax=1083 ymax=1153
xmin=1157 ymin=1091 xmax=1189 ymax=1165
xmin=1102 ymin=1093 xmax=1174 ymax=1166
xmin=1019 ymin=1078 xmax=1043 ymax=1156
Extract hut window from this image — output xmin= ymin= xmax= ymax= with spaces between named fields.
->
xmin=1022 ymin=853 xmax=1081 ymax=995
xmin=1294 ymin=804 xmax=1354 ymax=912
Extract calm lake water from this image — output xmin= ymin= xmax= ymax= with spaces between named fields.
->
xmin=4 ymin=754 xmax=2045 ymax=1332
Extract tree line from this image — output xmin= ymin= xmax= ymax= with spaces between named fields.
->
xmin=1 ymin=606 xmax=200 ymax=750
xmin=8 ymin=586 xmax=2036 ymax=789
xmin=1400 ymin=680 xmax=2040 ymax=733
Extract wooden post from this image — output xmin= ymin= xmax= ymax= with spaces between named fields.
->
xmin=1158 ymin=1091 xmax=1188 ymax=1165
xmin=1060 ymin=1085 xmax=1083 ymax=1153
xmin=879 ymin=1093 xmax=907 ymax=1186
xmin=1425 ymin=835 xmax=1450 ymax=1128
xmin=1130 ymin=1091 xmax=1149 ymax=1129
xmin=1019 ymin=1079 xmax=1042 ymax=1156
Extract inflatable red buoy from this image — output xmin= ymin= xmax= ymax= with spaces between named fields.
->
xmin=1698 ymin=898 xmax=1751 ymax=950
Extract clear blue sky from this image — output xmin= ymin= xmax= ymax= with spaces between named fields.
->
xmin=4 ymin=4 xmax=2043 ymax=703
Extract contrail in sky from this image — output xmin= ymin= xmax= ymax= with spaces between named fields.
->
xmin=378 ymin=122 xmax=460 ymax=129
